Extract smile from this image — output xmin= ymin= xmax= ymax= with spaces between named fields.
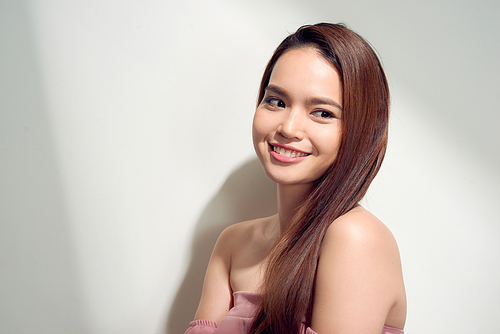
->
xmin=270 ymin=144 xmax=310 ymax=158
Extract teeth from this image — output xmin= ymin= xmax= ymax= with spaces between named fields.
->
xmin=273 ymin=145 xmax=308 ymax=157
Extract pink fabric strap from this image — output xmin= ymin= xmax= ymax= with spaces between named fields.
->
xmin=184 ymin=320 xmax=217 ymax=334
xmin=185 ymin=319 xmax=403 ymax=334
xmin=305 ymin=325 xmax=404 ymax=334
xmin=184 ymin=292 xmax=403 ymax=334
xmin=304 ymin=325 xmax=404 ymax=334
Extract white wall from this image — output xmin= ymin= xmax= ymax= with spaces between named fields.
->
xmin=1 ymin=0 xmax=499 ymax=333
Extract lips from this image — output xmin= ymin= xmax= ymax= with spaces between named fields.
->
xmin=271 ymin=145 xmax=309 ymax=158
xmin=269 ymin=143 xmax=310 ymax=162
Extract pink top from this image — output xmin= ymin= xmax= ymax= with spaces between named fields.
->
xmin=185 ymin=291 xmax=404 ymax=334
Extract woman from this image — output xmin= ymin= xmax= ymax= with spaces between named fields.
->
xmin=185 ymin=23 xmax=406 ymax=334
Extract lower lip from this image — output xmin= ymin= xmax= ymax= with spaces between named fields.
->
xmin=269 ymin=146 xmax=309 ymax=163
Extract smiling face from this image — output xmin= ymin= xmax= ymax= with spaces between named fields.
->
xmin=252 ymin=47 xmax=343 ymax=187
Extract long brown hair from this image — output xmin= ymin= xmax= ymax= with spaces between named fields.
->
xmin=250 ymin=23 xmax=390 ymax=334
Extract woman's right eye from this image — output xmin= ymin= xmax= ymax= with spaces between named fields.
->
xmin=265 ymin=98 xmax=285 ymax=109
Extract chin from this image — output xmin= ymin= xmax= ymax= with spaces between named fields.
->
xmin=262 ymin=168 xmax=315 ymax=186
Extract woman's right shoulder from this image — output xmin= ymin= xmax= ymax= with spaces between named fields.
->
xmin=215 ymin=216 xmax=275 ymax=253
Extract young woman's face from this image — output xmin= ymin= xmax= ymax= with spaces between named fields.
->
xmin=253 ymin=47 xmax=343 ymax=186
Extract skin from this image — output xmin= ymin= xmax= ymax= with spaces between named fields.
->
xmin=193 ymin=47 xmax=406 ymax=333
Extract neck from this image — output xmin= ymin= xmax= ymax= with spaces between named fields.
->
xmin=276 ymin=183 xmax=314 ymax=234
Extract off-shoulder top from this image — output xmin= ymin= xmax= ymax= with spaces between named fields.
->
xmin=184 ymin=291 xmax=404 ymax=334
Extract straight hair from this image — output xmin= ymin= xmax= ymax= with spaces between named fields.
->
xmin=250 ymin=23 xmax=390 ymax=334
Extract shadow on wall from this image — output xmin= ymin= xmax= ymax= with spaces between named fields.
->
xmin=0 ymin=1 xmax=88 ymax=333
xmin=166 ymin=158 xmax=277 ymax=334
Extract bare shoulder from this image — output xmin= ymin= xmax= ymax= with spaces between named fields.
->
xmin=194 ymin=216 xmax=275 ymax=322
xmin=217 ymin=215 xmax=274 ymax=250
xmin=320 ymin=205 xmax=404 ymax=289
xmin=311 ymin=206 xmax=406 ymax=333
xmin=322 ymin=205 xmax=400 ymax=256
xmin=212 ymin=215 xmax=277 ymax=273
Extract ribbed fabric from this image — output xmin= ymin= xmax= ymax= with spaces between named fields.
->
xmin=185 ymin=291 xmax=404 ymax=334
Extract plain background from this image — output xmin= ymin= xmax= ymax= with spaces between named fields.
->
xmin=1 ymin=0 xmax=499 ymax=333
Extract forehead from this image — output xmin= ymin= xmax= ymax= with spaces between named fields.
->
xmin=268 ymin=47 xmax=342 ymax=102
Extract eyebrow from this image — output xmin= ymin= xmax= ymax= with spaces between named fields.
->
xmin=265 ymin=84 xmax=343 ymax=111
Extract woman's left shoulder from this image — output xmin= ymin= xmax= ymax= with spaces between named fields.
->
xmin=318 ymin=205 xmax=404 ymax=284
xmin=321 ymin=205 xmax=399 ymax=257
xmin=311 ymin=206 xmax=406 ymax=333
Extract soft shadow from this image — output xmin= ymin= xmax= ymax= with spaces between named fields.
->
xmin=0 ymin=1 xmax=89 ymax=333
xmin=166 ymin=158 xmax=277 ymax=334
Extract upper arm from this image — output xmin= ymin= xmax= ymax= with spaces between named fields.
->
xmin=310 ymin=211 xmax=404 ymax=334
xmin=193 ymin=226 xmax=236 ymax=322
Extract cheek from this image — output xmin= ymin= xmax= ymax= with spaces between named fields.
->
xmin=252 ymin=109 xmax=272 ymax=144
xmin=252 ymin=111 xmax=265 ymax=155
xmin=316 ymin=127 xmax=342 ymax=158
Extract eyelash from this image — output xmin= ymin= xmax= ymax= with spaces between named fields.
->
xmin=265 ymin=97 xmax=285 ymax=109
xmin=264 ymin=97 xmax=336 ymax=119
xmin=311 ymin=110 xmax=336 ymax=119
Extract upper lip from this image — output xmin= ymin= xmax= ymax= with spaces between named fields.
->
xmin=269 ymin=142 xmax=310 ymax=155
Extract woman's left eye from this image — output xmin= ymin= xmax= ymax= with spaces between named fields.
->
xmin=311 ymin=110 xmax=335 ymax=119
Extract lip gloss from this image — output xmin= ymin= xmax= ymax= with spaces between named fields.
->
xmin=269 ymin=144 xmax=309 ymax=163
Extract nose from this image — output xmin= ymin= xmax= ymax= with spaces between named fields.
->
xmin=277 ymin=107 xmax=304 ymax=140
